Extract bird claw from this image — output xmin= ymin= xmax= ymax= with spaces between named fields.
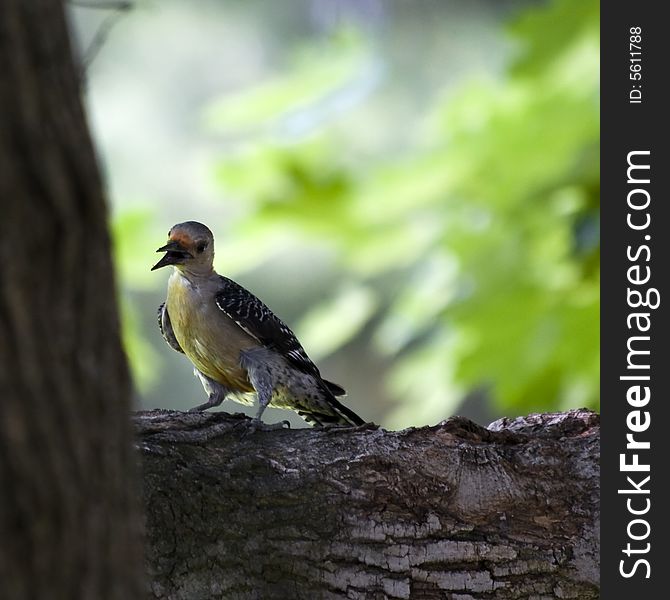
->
xmin=237 ymin=418 xmax=291 ymax=434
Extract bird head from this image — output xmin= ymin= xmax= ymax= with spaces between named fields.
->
xmin=152 ymin=221 xmax=215 ymax=274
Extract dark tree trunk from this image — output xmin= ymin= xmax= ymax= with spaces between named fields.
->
xmin=137 ymin=409 xmax=599 ymax=600
xmin=0 ymin=1 xmax=143 ymax=598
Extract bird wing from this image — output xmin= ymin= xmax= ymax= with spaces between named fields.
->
xmin=214 ymin=276 xmax=323 ymax=380
xmin=157 ymin=302 xmax=185 ymax=354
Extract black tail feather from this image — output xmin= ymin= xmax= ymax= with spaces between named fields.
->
xmin=298 ymin=389 xmax=365 ymax=427
xmin=323 ymin=379 xmax=346 ymax=397
xmin=329 ymin=396 xmax=365 ymax=426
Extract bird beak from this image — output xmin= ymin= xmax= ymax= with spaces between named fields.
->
xmin=151 ymin=240 xmax=193 ymax=271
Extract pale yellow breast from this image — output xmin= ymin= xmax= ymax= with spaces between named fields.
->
xmin=166 ymin=271 xmax=256 ymax=392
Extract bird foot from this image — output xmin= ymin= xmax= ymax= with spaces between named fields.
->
xmin=237 ymin=417 xmax=291 ymax=434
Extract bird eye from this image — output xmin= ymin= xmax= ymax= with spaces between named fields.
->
xmin=196 ymin=242 xmax=207 ymax=254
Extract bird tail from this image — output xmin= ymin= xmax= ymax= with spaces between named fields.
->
xmin=323 ymin=379 xmax=346 ymax=397
xmin=328 ymin=397 xmax=365 ymax=426
xmin=298 ymin=382 xmax=365 ymax=427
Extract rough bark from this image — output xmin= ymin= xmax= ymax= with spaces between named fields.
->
xmin=136 ymin=408 xmax=599 ymax=600
xmin=0 ymin=1 xmax=143 ymax=598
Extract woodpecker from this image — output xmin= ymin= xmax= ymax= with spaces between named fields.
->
xmin=152 ymin=221 xmax=365 ymax=428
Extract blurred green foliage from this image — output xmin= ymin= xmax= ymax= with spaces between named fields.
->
xmin=207 ymin=0 xmax=600 ymax=425
xmin=110 ymin=0 xmax=599 ymax=426
xmin=112 ymin=209 xmax=163 ymax=392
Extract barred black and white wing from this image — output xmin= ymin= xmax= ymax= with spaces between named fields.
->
xmin=157 ymin=302 xmax=184 ymax=354
xmin=215 ymin=277 xmax=362 ymax=426
xmin=214 ymin=277 xmax=324 ymax=381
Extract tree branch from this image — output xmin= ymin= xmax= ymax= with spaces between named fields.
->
xmin=134 ymin=409 xmax=599 ymax=599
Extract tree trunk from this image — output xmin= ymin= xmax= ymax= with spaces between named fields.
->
xmin=0 ymin=1 xmax=143 ymax=598
xmin=136 ymin=408 xmax=599 ymax=600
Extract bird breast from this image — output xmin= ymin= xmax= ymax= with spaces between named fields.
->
xmin=166 ymin=271 xmax=256 ymax=392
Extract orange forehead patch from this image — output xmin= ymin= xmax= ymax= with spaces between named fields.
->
xmin=169 ymin=231 xmax=194 ymax=247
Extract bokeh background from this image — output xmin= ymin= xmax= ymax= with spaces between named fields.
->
xmin=68 ymin=0 xmax=599 ymax=428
